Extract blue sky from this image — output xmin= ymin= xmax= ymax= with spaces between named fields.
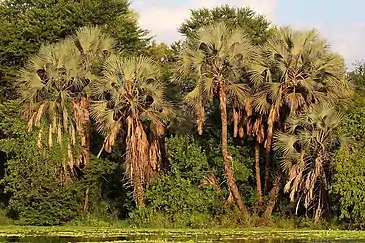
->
xmin=131 ymin=0 xmax=365 ymax=69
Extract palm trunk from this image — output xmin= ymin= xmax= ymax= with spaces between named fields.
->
xmin=133 ymin=166 xmax=146 ymax=207
xmin=126 ymin=117 xmax=149 ymax=207
xmin=80 ymin=96 xmax=91 ymax=168
xmin=80 ymin=96 xmax=91 ymax=212
xmin=264 ymin=105 xmax=277 ymax=194
xmin=255 ymin=140 xmax=263 ymax=203
xmin=218 ymin=82 xmax=247 ymax=214
xmin=264 ymin=173 xmax=282 ymax=218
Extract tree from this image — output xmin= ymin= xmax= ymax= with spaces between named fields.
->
xmin=274 ymin=105 xmax=344 ymax=222
xmin=17 ymin=27 xmax=114 ymax=182
xmin=250 ymin=27 xmax=349 ymax=193
xmin=0 ymin=0 xmax=148 ymax=100
xmin=175 ymin=23 xmax=256 ymax=213
xmin=179 ymin=5 xmax=272 ymax=45
xmin=331 ymin=97 xmax=365 ymax=225
xmin=91 ymin=54 xmax=172 ymax=207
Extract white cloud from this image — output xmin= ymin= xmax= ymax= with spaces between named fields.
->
xmin=131 ymin=0 xmax=365 ymax=69
xmin=290 ymin=22 xmax=365 ymax=70
xmin=131 ymin=0 xmax=277 ymax=43
xmin=320 ymin=23 xmax=365 ymax=69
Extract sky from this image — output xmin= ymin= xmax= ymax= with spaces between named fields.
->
xmin=131 ymin=0 xmax=365 ymax=69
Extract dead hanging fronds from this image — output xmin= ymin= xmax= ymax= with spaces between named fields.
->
xmin=197 ymin=104 xmax=205 ymax=135
xmin=233 ymin=107 xmax=242 ymax=138
xmin=125 ymin=117 xmax=150 ymax=206
xmin=233 ymin=98 xmax=254 ymax=139
xmin=200 ymin=172 xmax=222 ymax=194
xmin=90 ymin=54 xmax=172 ymax=206
xmin=149 ymin=121 xmax=166 ymax=174
xmin=37 ymin=128 xmax=43 ymax=148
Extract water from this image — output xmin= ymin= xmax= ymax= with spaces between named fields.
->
xmin=0 ymin=235 xmax=363 ymax=243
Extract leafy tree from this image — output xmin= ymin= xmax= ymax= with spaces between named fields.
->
xmin=0 ymin=0 xmax=148 ymax=99
xmin=251 ymin=27 xmax=350 ymax=193
xmin=91 ymin=54 xmax=173 ymax=207
xmin=332 ymin=147 xmax=365 ymax=225
xmin=175 ymin=23 xmax=256 ymax=213
xmin=0 ymin=101 xmax=82 ymax=225
xmin=331 ymin=102 xmax=365 ymax=225
xmin=274 ymin=105 xmax=344 ymax=222
xmin=179 ymin=5 xmax=272 ymax=45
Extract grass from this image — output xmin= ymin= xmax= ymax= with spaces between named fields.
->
xmin=1 ymin=226 xmax=365 ymax=241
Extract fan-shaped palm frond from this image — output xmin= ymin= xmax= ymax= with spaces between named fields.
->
xmin=17 ymin=26 xmax=114 ymax=182
xmin=175 ymin=22 xmax=256 ymax=130
xmin=249 ymin=27 xmax=350 ymax=192
xmin=91 ymin=54 xmax=173 ymax=206
xmin=273 ymin=105 xmax=344 ymax=222
xmin=175 ymin=22 xmax=256 ymax=213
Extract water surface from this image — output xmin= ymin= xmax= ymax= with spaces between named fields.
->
xmin=0 ymin=234 xmax=364 ymax=243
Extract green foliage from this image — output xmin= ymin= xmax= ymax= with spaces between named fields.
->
xmin=129 ymin=136 xmax=222 ymax=228
xmin=331 ymin=106 xmax=365 ymax=224
xmin=202 ymin=138 xmax=255 ymax=203
xmin=332 ymin=148 xmax=365 ymax=223
xmin=339 ymin=104 xmax=365 ymax=145
xmin=0 ymin=109 xmax=82 ymax=225
xmin=145 ymin=175 xmax=220 ymax=216
xmin=179 ymin=5 xmax=272 ymax=44
xmin=0 ymin=0 xmax=148 ymax=99
xmin=166 ymin=136 xmax=211 ymax=182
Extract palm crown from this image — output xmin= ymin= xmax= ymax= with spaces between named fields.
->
xmin=274 ymin=105 xmax=344 ymax=221
xmin=17 ymin=26 xmax=114 ymax=170
xmin=176 ymin=22 xmax=256 ymax=134
xmin=91 ymin=54 xmax=172 ymax=206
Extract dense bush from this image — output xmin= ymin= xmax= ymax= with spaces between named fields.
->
xmin=129 ymin=136 xmax=223 ymax=228
xmin=332 ymin=148 xmax=365 ymax=224
xmin=331 ymin=107 xmax=365 ymax=225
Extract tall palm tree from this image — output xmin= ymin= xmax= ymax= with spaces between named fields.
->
xmin=72 ymin=26 xmax=115 ymax=169
xmin=246 ymin=114 xmax=266 ymax=203
xmin=273 ymin=105 xmax=344 ymax=222
xmin=17 ymin=27 xmax=114 ymax=211
xmin=17 ymin=27 xmax=114 ymax=176
xmin=18 ymin=39 xmax=82 ymax=182
xmin=90 ymin=54 xmax=172 ymax=207
xmin=175 ymin=23 xmax=256 ymax=212
xmin=250 ymin=27 xmax=349 ymax=193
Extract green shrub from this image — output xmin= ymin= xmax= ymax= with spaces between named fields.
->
xmin=0 ymin=208 xmax=14 ymax=225
xmin=129 ymin=135 xmax=223 ymax=228
xmin=331 ymin=147 xmax=365 ymax=224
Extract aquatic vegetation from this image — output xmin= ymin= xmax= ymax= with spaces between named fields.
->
xmin=1 ymin=227 xmax=365 ymax=242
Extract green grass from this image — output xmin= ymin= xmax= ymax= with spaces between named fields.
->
xmin=1 ymin=226 xmax=365 ymax=241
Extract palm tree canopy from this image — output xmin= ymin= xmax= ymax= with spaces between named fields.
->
xmin=17 ymin=26 xmax=115 ymax=170
xmin=18 ymin=26 xmax=115 ymax=134
xmin=90 ymin=54 xmax=173 ymax=151
xmin=251 ymin=27 xmax=350 ymax=115
xmin=175 ymin=23 xmax=256 ymax=131
xmin=273 ymin=105 xmax=345 ymax=218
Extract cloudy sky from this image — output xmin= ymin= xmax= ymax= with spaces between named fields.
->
xmin=131 ymin=0 xmax=365 ymax=69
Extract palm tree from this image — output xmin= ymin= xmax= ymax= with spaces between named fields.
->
xmin=17 ymin=27 xmax=114 ymax=211
xmin=247 ymin=114 xmax=266 ymax=203
xmin=17 ymin=26 xmax=114 ymax=171
xmin=273 ymin=105 xmax=344 ymax=222
xmin=18 ymin=39 xmax=83 ymax=182
xmin=175 ymin=23 xmax=256 ymax=212
xmin=72 ymin=26 xmax=115 ymax=169
xmin=250 ymin=27 xmax=349 ymax=193
xmin=90 ymin=54 xmax=172 ymax=207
